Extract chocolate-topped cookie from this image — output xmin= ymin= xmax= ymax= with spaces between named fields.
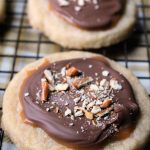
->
xmin=2 ymin=51 xmax=150 ymax=150
xmin=50 ymin=0 xmax=126 ymax=30
xmin=22 ymin=58 xmax=139 ymax=147
xmin=28 ymin=0 xmax=136 ymax=49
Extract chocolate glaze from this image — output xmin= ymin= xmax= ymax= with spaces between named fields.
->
xmin=21 ymin=58 xmax=139 ymax=148
xmin=49 ymin=0 xmax=126 ymax=30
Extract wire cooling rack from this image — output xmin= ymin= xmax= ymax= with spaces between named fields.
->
xmin=0 ymin=0 xmax=150 ymax=149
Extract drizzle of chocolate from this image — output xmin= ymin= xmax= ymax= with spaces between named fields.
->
xmin=21 ymin=58 xmax=139 ymax=148
xmin=49 ymin=0 xmax=126 ymax=30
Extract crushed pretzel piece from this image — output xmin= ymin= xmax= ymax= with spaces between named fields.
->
xmin=44 ymin=69 xmax=55 ymax=86
xmin=55 ymin=83 xmax=69 ymax=91
xmin=41 ymin=78 xmax=49 ymax=102
xmin=66 ymin=66 xmax=79 ymax=77
xmin=73 ymin=77 xmax=93 ymax=89
xmin=100 ymin=99 xmax=113 ymax=108
xmin=97 ymin=106 xmax=113 ymax=118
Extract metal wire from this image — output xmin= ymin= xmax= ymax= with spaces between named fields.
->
xmin=0 ymin=0 xmax=150 ymax=149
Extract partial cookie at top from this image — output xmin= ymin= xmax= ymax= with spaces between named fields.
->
xmin=2 ymin=51 xmax=150 ymax=150
xmin=0 ymin=0 xmax=5 ymax=22
xmin=28 ymin=0 xmax=136 ymax=49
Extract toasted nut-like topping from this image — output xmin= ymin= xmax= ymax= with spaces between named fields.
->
xmin=55 ymin=83 xmax=69 ymax=91
xmin=66 ymin=66 xmax=79 ymax=77
xmin=82 ymin=99 xmax=90 ymax=108
xmin=74 ymin=106 xmax=93 ymax=119
xmin=110 ymin=79 xmax=122 ymax=90
xmin=100 ymin=79 xmax=109 ymax=89
xmin=89 ymin=84 xmax=99 ymax=91
xmin=91 ymin=106 xmax=101 ymax=114
xmin=41 ymin=78 xmax=49 ymax=102
xmin=64 ymin=108 xmax=72 ymax=116
xmin=74 ymin=110 xmax=84 ymax=117
xmin=73 ymin=77 xmax=93 ymax=89
xmin=87 ymin=101 xmax=95 ymax=110
xmin=85 ymin=111 xmax=93 ymax=120
xmin=100 ymin=99 xmax=113 ymax=108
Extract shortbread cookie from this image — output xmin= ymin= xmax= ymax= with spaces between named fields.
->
xmin=0 ymin=0 xmax=5 ymax=22
xmin=28 ymin=0 xmax=136 ymax=49
xmin=2 ymin=51 xmax=150 ymax=150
